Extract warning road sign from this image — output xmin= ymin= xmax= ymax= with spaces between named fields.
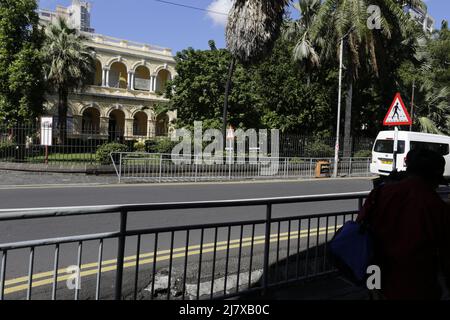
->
xmin=383 ymin=93 xmax=412 ymax=126
xmin=226 ymin=126 xmax=235 ymax=140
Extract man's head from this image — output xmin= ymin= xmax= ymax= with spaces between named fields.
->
xmin=406 ymin=148 xmax=446 ymax=188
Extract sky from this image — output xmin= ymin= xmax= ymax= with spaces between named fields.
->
xmin=38 ymin=0 xmax=450 ymax=55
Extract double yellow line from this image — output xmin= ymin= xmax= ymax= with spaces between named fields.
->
xmin=3 ymin=225 xmax=340 ymax=296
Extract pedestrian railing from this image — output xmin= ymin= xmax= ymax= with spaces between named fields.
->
xmin=0 ymin=192 xmax=369 ymax=300
xmin=111 ymin=153 xmax=373 ymax=183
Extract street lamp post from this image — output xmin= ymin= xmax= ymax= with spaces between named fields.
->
xmin=333 ymin=27 xmax=354 ymax=178
xmin=333 ymin=38 xmax=345 ymax=178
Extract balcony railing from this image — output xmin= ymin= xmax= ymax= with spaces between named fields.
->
xmin=134 ymin=78 xmax=151 ymax=91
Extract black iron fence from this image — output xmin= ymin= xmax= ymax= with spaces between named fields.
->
xmin=0 ymin=192 xmax=369 ymax=300
xmin=0 ymin=124 xmax=374 ymax=166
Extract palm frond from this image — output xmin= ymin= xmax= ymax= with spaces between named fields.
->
xmin=226 ymin=0 xmax=291 ymax=64
xmin=418 ymin=117 xmax=442 ymax=134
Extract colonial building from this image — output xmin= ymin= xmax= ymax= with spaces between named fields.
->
xmin=403 ymin=2 xmax=435 ymax=34
xmin=38 ymin=1 xmax=177 ymax=140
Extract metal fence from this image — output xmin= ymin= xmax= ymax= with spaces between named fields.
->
xmin=0 ymin=124 xmax=374 ymax=167
xmin=0 ymin=192 xmax=369 ymax=300
xmin=0 ymin=124 xmax=169 ymax=166
xmin=111 ymin=153 xmax=373 ymax=183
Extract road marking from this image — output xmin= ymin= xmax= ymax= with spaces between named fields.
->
xmin=0 ymin=176 xmax=374 ymax=190
xmin=2 ymin=225 xmax=341 ymax=296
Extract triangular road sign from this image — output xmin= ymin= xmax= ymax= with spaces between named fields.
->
xmin=383 ymin=93 xmax=412 ymax=126
xmin=226 ymin=125 xmax=235 ymax=140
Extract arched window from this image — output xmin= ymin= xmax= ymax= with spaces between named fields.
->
xmin=155 ymin=69 xmax=171 ymax=94
xmin=156 ymin=113 xmax=169 ymax=137
xmin=134 ymin=66 xmax=151 ymax=91
xmin=109 ymin=109 xmax=125 ymax=141
xmin=133 ymin=112 xmax=148 ymax=136
xmin=93 ymin=60 xmax=102 ymax=86
xmin=109 ymin=62 xmax=128 ymax=89
xmin=82 ymin=107 xmax=100 ymax=133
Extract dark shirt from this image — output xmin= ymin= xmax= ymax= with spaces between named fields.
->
xmin=358 ymin=177 xmax=450 ymax=300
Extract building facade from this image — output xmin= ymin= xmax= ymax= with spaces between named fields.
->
xmin=403 ymin=3 xmax=435 ymax=33
xmin=39 ymin=1 xmax=176 ymax=140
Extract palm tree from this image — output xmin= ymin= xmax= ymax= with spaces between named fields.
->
xmin=42 ymin=17 xmax=94 ymax=144
xmin=412 ymin=26 xmax=450 ymax=134
xmin=223 ymin=0 xmax=291 ymax=144
xmin=310 ymin=0 xmax=422 ymax=156
xmin=283 ymin=0 xmax=321 ymax=85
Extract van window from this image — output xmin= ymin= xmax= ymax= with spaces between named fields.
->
xmin=374 ymin=140 xmax=406 ymax=154
xmin=410 ymin=141 xmax=450 ymax=156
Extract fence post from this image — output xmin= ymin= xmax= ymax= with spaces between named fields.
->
xmin=159 ymin=154 xmax=163 ymax=183
xmin=367 ymin=158 xmax=370 ymax=176
xmin=348 ymin=158 xmax=352 ymax=177
xmin=115 ymin=210 xmax=128 ymax=300
xmin=194 ymin=155 xmax=198 ymax=183
xmin=263 ymin=204 xmax=272 ymax=295
xmin=118 ymin=153 xmax=122 ymax=184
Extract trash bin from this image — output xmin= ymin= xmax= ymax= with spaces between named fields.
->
xmin=315 ymin=161 xmax=331 ymax=178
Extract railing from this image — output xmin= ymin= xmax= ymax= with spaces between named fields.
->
xmin=111 ymin=153 xmax=373 ymax=183
xmin=83 ymin=32 xmax=173 ymax=55
xmin=134 ymin=78 xmax=151 ymax=91
xmin=0 ymin=192 xmax=369 ymax=300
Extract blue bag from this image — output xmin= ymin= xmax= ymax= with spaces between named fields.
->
xmin=329 ymin=221 xmax=374 ymax=284
xmin=329 ymin=188 xmax=379 ymax=285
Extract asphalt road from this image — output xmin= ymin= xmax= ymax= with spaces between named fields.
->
xmin=0 ymin=178 xmax=373 ymax=300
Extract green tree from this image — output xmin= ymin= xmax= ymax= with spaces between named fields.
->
xmin=223 ymin=0 xmax=291 ymax=145
xmin=165 ymin=42 xmax=261 ymax=131
xmin=310 ymin=0 xmax=421 ymax=155
xmin=255 ymin=37 xmax=337 ymax=134
xmin=398 ymin=21 xmax=450 ymax=134
xmin=0 ymin=0 xmax=45 ymax=125
xmin=42 ymin=17 xmax=94 ymax=143
xmin=284 ymin=0 xmax=321 ymax=85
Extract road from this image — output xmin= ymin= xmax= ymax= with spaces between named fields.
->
xmin=0 ymin=178 xmax=373 ymax=300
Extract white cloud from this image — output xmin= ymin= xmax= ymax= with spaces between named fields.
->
xmin=206 ymin=0 xmax=233 ymax=27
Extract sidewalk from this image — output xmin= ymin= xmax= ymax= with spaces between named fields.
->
xmin=0 ymin=169 xmax=117 ymax=186
xmin=241 ymin=274 xmax=370 ymax=300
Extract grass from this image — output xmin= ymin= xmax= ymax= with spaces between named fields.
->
xmin=27 ymin=153 xmax=96 ymax=163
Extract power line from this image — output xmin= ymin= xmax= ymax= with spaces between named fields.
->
xmin=154 ymin=0 xmax=228 ymax=16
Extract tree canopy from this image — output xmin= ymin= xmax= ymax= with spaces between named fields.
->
xmin=0 ymin=0 xmax=45 ymax=125
xmin=169 ymin=0 xmax=448 ymax=139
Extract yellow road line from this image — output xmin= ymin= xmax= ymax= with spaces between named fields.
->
xmin=3 ymin=225 xmax=340 ymax=295
xmin=3 ymin=228 xmax=305 ymax=287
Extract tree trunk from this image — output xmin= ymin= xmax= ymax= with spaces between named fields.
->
xmin=222 ymin=57 xmax=236 ymax=149
xmin=57 ymin=87 xmax=68 ymax=145
xmin=343 ymin=80 xmax=353 ymax=158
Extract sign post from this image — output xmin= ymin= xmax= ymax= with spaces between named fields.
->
xmin=40 ymin=117 xmax=53 ymax=164
xmin=383 ymin=93 xmax=412 ymax=172
xmin=393 ymin=126 xmax=399 ymax=171
xmin=226 ymin=126 xmax=235 ymax=180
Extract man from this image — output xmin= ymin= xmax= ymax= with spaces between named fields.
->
xmin=358 ymin=149 xmax=450 ymax=299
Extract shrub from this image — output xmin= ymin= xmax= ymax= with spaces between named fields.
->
xmin=133 ymin=139 xmax=146 ymax=152
xmin=150 ymin=138 xmax=178 ymax=154
xmin=354 ymin=150 xmax=372 ymax=158
xmin=304 ymin=140 xmax=334 ymax=158
xmin=0 ymin=140 xmax=17 ymax=158
xmin=95 ymin=142 xmax=129 ymax=165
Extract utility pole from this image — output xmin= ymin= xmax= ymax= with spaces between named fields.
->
xmin=410 ymin=79 xmax=415 ymax=132
xmin=333 ymin=26 xmax=354 ymax=178
xmin=333 ymin=37 xmax=344 ymax=178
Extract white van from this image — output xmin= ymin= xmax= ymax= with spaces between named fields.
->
xmin=370 ymin=131 xmax=450 ymax=178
